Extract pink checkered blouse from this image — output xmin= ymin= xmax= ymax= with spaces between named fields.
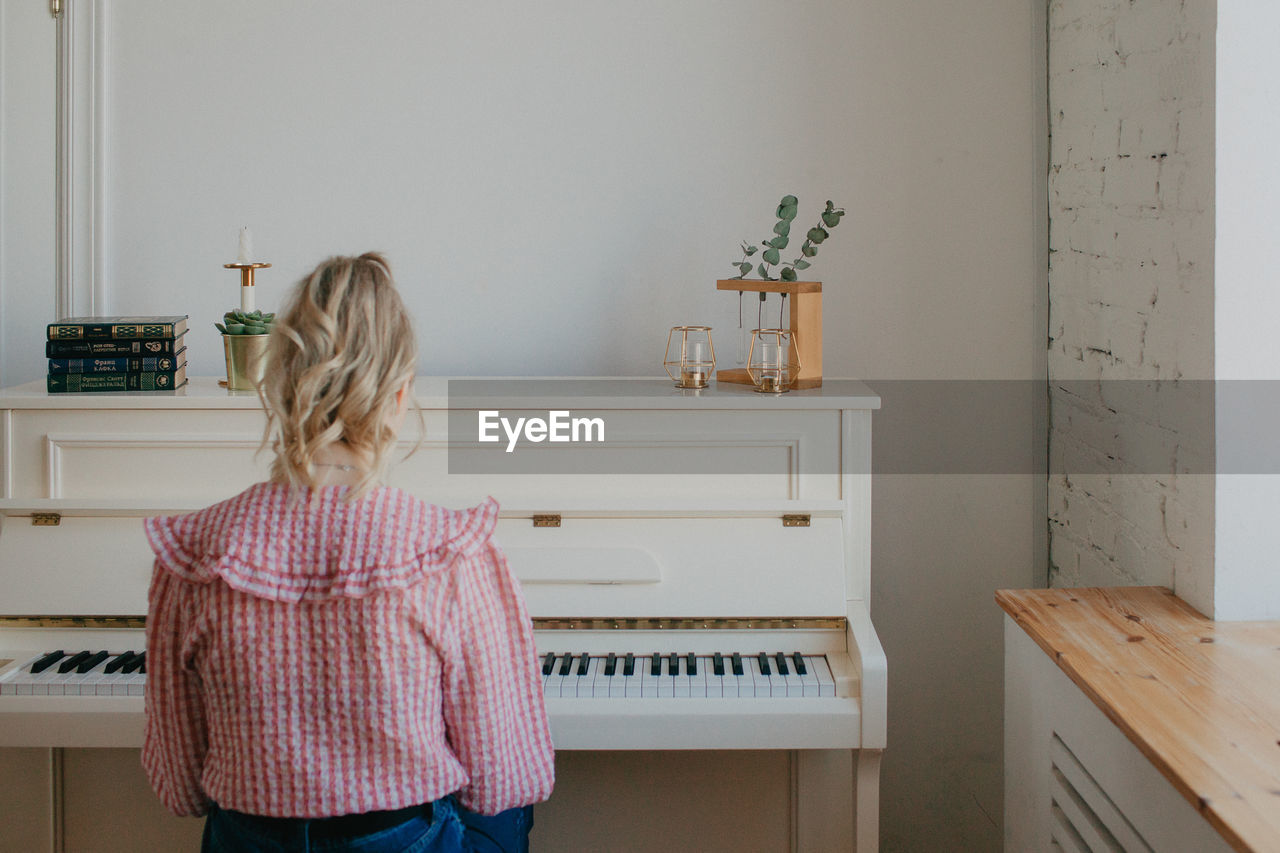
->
xmin=142 ymin=482 xmax=554 ymax=818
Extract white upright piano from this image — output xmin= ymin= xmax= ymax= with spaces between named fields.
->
xmin=0 ymin=377 xmax=884 ymax=853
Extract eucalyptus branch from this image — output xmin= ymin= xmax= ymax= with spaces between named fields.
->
xmin=730 ymin=196 xmax=845 ymax=281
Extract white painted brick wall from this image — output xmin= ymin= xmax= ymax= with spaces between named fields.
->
xmin=1047 ymin=0 xmax=1213 ymax=596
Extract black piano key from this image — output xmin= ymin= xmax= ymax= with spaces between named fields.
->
xmin=576 ymin=653 xmax=590 ymax=676
xmin=713 ymin=653 xmax=725 ymax=676
xmin=558 ymin=654 xmax=572 ymax=676
xmin=650 ymin=652 xmax=661 ymax=677
xmin=686 ymin=653 xmax=697 ymax=676
xmin=604 ymin=653 xmax=617 ymax=676
xmin=792 ymin=652 xmax=808 ymax=675
xmin=668 ymin=652 xmax=680 ymax=676
xmin=542 ymin=652 xmax=556 ymax=676
xmin=623 ymin=653 xmax=636 ymax=677
xmin=58 ymin=651 xmax=92 ymax=674
xmin=122 ymin=652 xmax=145 ymax=674
xmin=29 ymin=650 xmax=66 ymax=674
xmin=77 ymin=650 xmax=109 ymax=674
xmin=775 ymin=652 xmax=790 ymax=676
xmin=104 ymin=651 xmax=137 ymax=674
xmin=731 ymin=652 xmax=744 ymax=677
xmin=757 ymin=652 xmax=771 ymax=676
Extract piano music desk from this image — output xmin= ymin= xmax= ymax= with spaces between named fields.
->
xmin=999 ymin=586 xmax=1280 ymax=853
xmin=0 ymin=377 xmax=884 ymax=852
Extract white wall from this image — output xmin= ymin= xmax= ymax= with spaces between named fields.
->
xmin=1214 ymin=0 xmax=1280 ymax=620
xmin=0 ymin=1 xmax=1044 ymax=849
xmin=0 ymin=0 xmax=56 ymax=386
xmin=1045 ymin=0 xmax=1216 ymax=613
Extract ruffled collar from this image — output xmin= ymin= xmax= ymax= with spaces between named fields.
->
xmin=144 ymin=482 xmax=498 ymax=602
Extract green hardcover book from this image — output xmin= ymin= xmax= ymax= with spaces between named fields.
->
xmin=46 ymin=333 xmax=187 ymax=358
xmin=47 ymin=364 xmax=187 ymax=393
xmin=47 ymin=315 xmax=188 ymax=341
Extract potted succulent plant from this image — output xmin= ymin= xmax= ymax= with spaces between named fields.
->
xmin=216 ymin=309 xmax=274 ymax=390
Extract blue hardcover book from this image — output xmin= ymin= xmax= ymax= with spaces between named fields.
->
xmin=48 ymin=348 xmax=186 ymax=374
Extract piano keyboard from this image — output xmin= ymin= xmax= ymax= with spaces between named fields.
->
xmin=540 ymin=651 xmax=836 ymax=698
xmin=1 ymin=650 xmax=836 ymax=699
xmin=0 ymin=650 xmax=146 ymax=696
xmin=0 ymin=646 xmax=860 ymax=751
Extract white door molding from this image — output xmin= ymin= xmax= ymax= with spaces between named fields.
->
xmin=55 ymin=0 xmax=106 ymax=319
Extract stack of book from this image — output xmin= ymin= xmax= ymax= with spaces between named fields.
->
xmin=46 ymin=316 xmax=189 ymax=393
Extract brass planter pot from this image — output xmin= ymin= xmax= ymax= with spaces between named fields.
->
xmin=222 ymin=333 xmax=269 ymax=391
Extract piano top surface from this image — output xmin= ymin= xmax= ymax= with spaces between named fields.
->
xmin=0 ymin=376 xmax=881 ymax=411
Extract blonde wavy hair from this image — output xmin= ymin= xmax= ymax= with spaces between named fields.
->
xmin=258 ymin=252 xmax=417 ymax=499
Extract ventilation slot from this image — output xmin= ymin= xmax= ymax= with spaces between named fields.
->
xmin=1049 ymin=733 xmax=1152 ymax=853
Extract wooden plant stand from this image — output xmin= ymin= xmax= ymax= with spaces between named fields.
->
xmin=715 ymin=280 xmax=822 ymax=389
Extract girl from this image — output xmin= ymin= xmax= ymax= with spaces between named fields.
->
xmin=143 ymin=253 xmax=554 ymax=852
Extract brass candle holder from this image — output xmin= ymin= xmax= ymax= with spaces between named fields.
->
xmin=663 ymin=326 xmax=716 ymax=389
xmin=224 ymin=262 xmax=272 ymax=308
xmin=221 ymin=261 xmax=272 ymax=390
xmin=747 ymin=328 xmax=802 ymax=394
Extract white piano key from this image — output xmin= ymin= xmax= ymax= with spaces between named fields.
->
xmin=812 ymin=656 xmax=836 ymax=698
xmin=639 ymin=660 xmax=658 ymax=698
xmin=623 ymin=659 xmax=642 ymax=697
xmin=673 ymin=657 xmax=691 ymax=698
xmin=561 ymin=656 xmax=578 ymax=698
xmin=607 ymin=660 xmax=627 ymax=698
xmin=688 ymin=657 xmax=707 ymax=698
xmin=83 ymin=666 xmax=110 ymax=695
xmin=705 ymin=661 xmax=724 ymax=698
xmin=567 ymin=655 xmax=593 ymax=699
xmin=544 ymin=656 xmax=566 ymax=698
xmin=658 ymin=658 xmax=675 ymax=698
xmin=725 ymin=662 xmax=746 ymax=698
xmin=799 ymin=658 xmax=820 ymax=697
xmin=764 ymin=655 xmax=790 ymax=697
xmin=782 ymin=662 xmax=804 ymax=697
xmin=31 ymin=667 xmax=64 ymax=695
xmin=747 ymin=655 xmax=771 ymax=697
xmin=582 ymin=657 xmax=606 ymax=698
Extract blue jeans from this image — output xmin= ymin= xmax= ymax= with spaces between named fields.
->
xmin=201 ymin=796 xmax=533 ymax=853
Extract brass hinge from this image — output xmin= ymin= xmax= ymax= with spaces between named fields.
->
xmin=532 ymin=514 xmax=562 ymax=528
xmin=50 ymin=0 xmax=63 ymax=19
xmin=781 ymin=514 xmax=811 ymax=527
xmin=32 ymin=512 xmax=62 ymax=526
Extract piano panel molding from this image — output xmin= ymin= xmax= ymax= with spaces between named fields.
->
xmin=44 ymin=432 xmax=263 ymax=499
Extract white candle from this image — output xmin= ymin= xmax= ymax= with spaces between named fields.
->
xmin=241 ymin=281 xmax=255 ymax=313
xmin=237 ymin=226 xmax=253 ymax=264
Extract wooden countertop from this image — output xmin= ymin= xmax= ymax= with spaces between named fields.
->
xmin=996 ymin=586 xmax=1280 ymax=853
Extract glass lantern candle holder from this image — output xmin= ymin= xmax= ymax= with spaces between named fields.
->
xmin=747 ymin=328 xmax=802 ymax=393
xmin=664 ymin=326 xmax=716 ymax=389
